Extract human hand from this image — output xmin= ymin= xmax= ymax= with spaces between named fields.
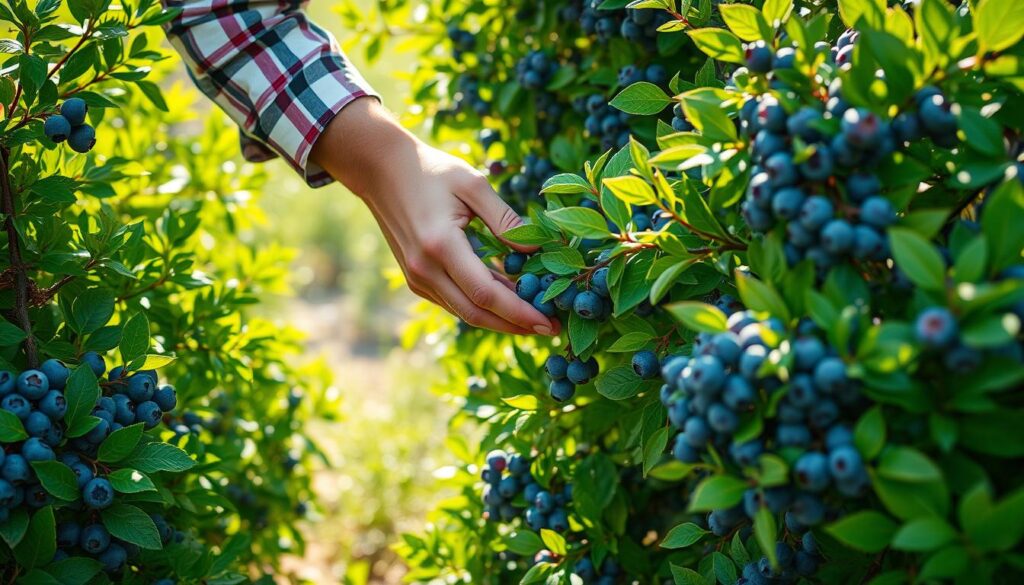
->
xmin=310 ymin=97 xmax=559 ymax=336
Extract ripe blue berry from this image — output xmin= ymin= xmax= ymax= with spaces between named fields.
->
xmin=841 ymin=108 xmax=884 ymax=149
xmin=853 ymin=225 xmax=886 ymax=260
xmin=771 ymin=187 xmax=806 ymax=221
xmin=631 ymin=350 xmax=659 ymax=379
xmin=67 ymin=124 xmax=96 ymax=153
xmin=828 ymin=445 xmax=865 ymax=481
xmin=794 ymin=452 xmax=831 ymax=492
xmin=24 ymin=411 xmax=52 ymax=437
xmin=553 ymin=284 xmax=578 ymax=310
xmin=707 ymin=403 xmax=738 ymax=433
xmin=846 ymin=172 xmax=881 ymax=202
xmin=98 ymin=542 xmax=127 ymax=572
xmin=919 ymin=94 xmax=957 ymax=137
xmin=799 ymin=146 xmax=834 ymax=182
xmin=777 ymin=423 xmax=812 ymax=447
xmin=915 ymin=307 xmax=957 ymax=347
xmin=532 ymin=292 xmax=556 ymax=317
xmin=686 ymin=355 xmax=727 ymax=395
xmin=23 ymin=437 xmax=55 ymax=461
xmin=112 ymin=394 xmax=136 ymax=426
xmin=799 ymin=195 xmax=834 ymax=231
xmin=744 ymin=41 xmax=774 ymax=73
xmin=516 ymin=273 xmax=541 ymax=301
xmin=39 ymin=359 xmax=70 ymax=390
xmin=792 ymin=336 xmax=827 ymax=371
xmin=545 ymin=355 xmax=569 ymax=379
xmin=860 ymin=196 xmax=895 ymax=228
xmin=573 ymin=290 xmax=604 ymax=319
xmin=566 ymin=359 xmax=593 ymax=385
xmin=504 ymin=253 xmax=527 ymax=275
xmin=549 ymin=379 xmax=576 ymax=402
xmin=790 ymin=493 xmax=826 ymax=527
xmin=673 ymin=433 xmax=700 ymax=462
xmin=16 ymin=369 xmax=49 ymax=400
xmin=81 ymin=523 xmax=111 ymax=554
xmin=44 ymin=115 xmax=72 ymax=142
xmin=813 ymin=357 xmax=848 ymax=393
xmin=755 ymin=97 xmax=787 ymax=132
xmin=486 ymin=450 xmax=508 ymax=472
xmin=764 ymin=152 xmax=798 ymax=188
xmin=1 ymin=394 xmax=31 ymax=420
xmin=591 ymin=267 xmax=609 ymax=297
xmin=548 ymin=509 xmax=569 ymax=532
xmin=153 ymin=385 xmax=177 ymax=412
xmin=535 ymin=490 xmax=554 ymax=513
xmin=821 ymin=219 xmax=855 ymax=254
xmin=60 ymin=97 xmax=88 ymax=125
xmin=683 ymin=416 xmax=711 ymax=447
xmin=127 ymin=373 xmax=156 ymax=402
xmin=786 ymin=108 xmax=824 ymax=142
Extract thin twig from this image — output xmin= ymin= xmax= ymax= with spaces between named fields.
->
xmin=0 ymin=148 xmax=39 ymax=367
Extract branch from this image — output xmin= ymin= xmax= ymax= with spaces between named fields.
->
xmin=0 ymin=148 xmax=39 ymax=367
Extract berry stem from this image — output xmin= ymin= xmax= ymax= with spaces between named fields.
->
xmin=0 ymin=147 xmax=39 ymax=368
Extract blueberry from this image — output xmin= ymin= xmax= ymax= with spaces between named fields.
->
xmin=70 ymin=461 xmax=94 ymax=488
xmin=810 ymin=399 xmax=840 ymax=429
xmin=743 ymin=201 xmax=775 ymax=231
xmin=764 ymin=152 xmax=798 ymax=188
xmin=525 ymin=507 xmax=547 ymax=531
xmin=787 ymin=374 xmax=817 ymax=409
xmin=112 ymin=394 xmax=136 ymax=426
xmin=830 ymin=133 xmax=861 ymax=167
xmin=40 ymin=359 xmax=70 ymax=390
xmin=24 ymin=411 xmax=52 ymax=437
xmin=504 ymin=252 xmax=527 ymax=275
xmin=1 ymin=393 xmax=31 ymax=420
xmin=532 ymin=292 xmax=556 ymax=317
xmin=744 ymin=40 xmax=774 ymax=73
xmin=790 ymin=493 xmax=826 ymax=526
xmin=81 ymin=523 xmax=111 ymax=554
xmin=23 ymin=437 xmax=55 ymax=461
xmin=673 ymin=433 xmax=700 ymax=462
xmin=535 ymin=490 xmax=554 ymax=513
xmin=771 ymin=187 xmax=806 ymax=221
xmin=739 ymin=345 xmax=767 ymax=380
xmin=846 ymin=172 xmax=881 ymax=202
xmin=821 ymin=219 xmax=854 ymax=254
xmin=153 ymin=385 xmax=177 ymax=412
xmin=108 ymin=365 xmax=127 ymax=382
xmin=747 ymin=172 xmax=774 ymax=209
xmin=566 ymin=359 xmax=593 ymax=385
xmin=497 ymin=475 xmax=519 ymax=498
xmin=794 ymin=550 xmax=820 ymax=576
xmin=723 ymin=375 xmax=756 ymax=411
xmin=98 ymin=542 xmax=127 ymax=572
xmin=792 ymin=336 xmax=827 ymax=371
xmin=0 ymin=479 xmax=15 ymax=507
xmin=549 ymin=379 xmax=576 ymax=402
xmin=508 ymin=455 xmax=530 ymax=476
xmin=860 ymin=196 xmax=895 ymax=228
xmin=44 ymin=114 xmax=72 ymax=142
xmin=799 ymin=146 xmax=834 ymax=182
xmin=753 ymin=131 xmax=786 ymax=160
xmin=893 ymin=111 xmax=922 ymax=143
xmin=919 ymin=94 xmax=957 ymax=137
xmin=813 ymin=357 xmax=848 ymax=393
xmin=786 ymin=108 xmax=824 ymax=142
xmin=486 ymin=450 xmax=508 ymax=472
xmin=127 ymin=374 xmax=156 ymax=402
xmin=545 ymin=355 xmax=569 ymax=379
xmin=591 ymin=267 xmax=610 ymax=297
xmin=684 ymin=416 xmax=711 ymax=447
xmin=841 ymin=108 xmax=884 ymax=149
xmin=548 ymin=509 xmax=569 ymax=532
xmin=777 ymin=423 xmax=812 ymax=447
xmin=645 ymin=64 xmax=668 ymax=85
xmin=573 ymin=290 xmax=604 ymax=319
xmin=68 ymin=124 xmax=97 ymax=153
xmin=755 ymin=97 xmax=787 ymax=132
xmin=516 ymin=273 xmax=541 ymax=301
xmin=0 ymin=371 xmax=13 ymax=396
xmin=16 ymin=369 xmax=49 ymax=400
xmin=711 ymin=332 xmax=743 ymax=365
xmin=915 ymin=307 xmax=957 ymax=347
xmin=539 ymin=274 xmax=558 ymax=290
xmin=944 ymin=344 xmax=982 ymax=373
xmin=631 ymin=350 xmax=659 ymax=379
xmin=707 ymin=403 xmax=738 ymax=433
xmin=773 ymin=47 xmax=796 ymax=69
xmin=794 ymin=452 xmax=831 ymax=491
xmin=853 ymin=225 xmax=887 ymax=260
xmin=85 ymin=418 xmax=110 ymax=444
xmin=2 ymin=453 xmax=30 ymax=483
xmin=828 ymin=445 xmax=865 ymax=481
xmin=687 ymin=355 xmax=727 ymax=395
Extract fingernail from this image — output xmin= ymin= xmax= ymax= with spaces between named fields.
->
xmin=534 ymin=325 xmax=553 ymax=336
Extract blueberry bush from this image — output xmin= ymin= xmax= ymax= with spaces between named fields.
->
xmin=343 ymin=0 xmax=1024 ymax=582
xmin=1 ymin=1 xmax=332 ymax=582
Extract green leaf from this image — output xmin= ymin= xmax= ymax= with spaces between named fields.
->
xmin=665 ymin=301 xmax=729 ymax=333
xmin=539 ymin=528 xmax=567 ymax=556
xmin=854 ymin=406 xmax=886 ymax=461
xmin=101 ymin=503 xmax=162 ymax=550
xmin=540 ymin=173 xmax=593 ymax=195
xmin=540 ymin=248 xmax=586 ymax=275
xmin=754 ymin=505 xmax=778 ymax=568
xmin=501 ymin=394 xmax=540 ymax=411
xmin=762 ymin=0 xmax=794 ymax=25
xmin=603 ymin=176 xmax=658 ymax=206
xmin=837 ymin=0 xmax=885 ymax=28
xmin=70 ymin=289 xmax=114 ymax=335
xmin=43 ymin=557 xmax=104 ymax=585
xmin=13 ymin=507 xmax=55 ymax=569
xmin=661 ymin=522 xmax=708 ymax=549
xmin=62 ymin=366 xmax=99 ymax=435
xmin=121 ymin=442 xmax=196 ymax=473
xmin=607 ymin=332 xmax=654 ymax=353
xmin=877 ymin=447 xmax=942 ymax=483
xmin=568 ymin=311 xmax=600 ymax=354
xmin=502 ymin=224 xmax=555 ymax=246
xmin=891 ymin=517 xmax=957 ymax=551
xmin=609 ymin=82 xmax=672 ymax=115
xmin=954 ymin=236 xmax=988 ymax=284
xmin=889 ymin=228 xmax=947 ymax=291
xmin=0 ymin=319 xmax=27 ymax=345
xmin=505 ymin=531 xmax=544 ymax=556
xmin=975 ymin=0 xmax=1024 ymax=53
xmin=712 ymin=550 xmax=738 ymax=584
xmin=961 ymin=313 xmax=1021 ymax=349
xmin=670 ymin=565 xmax=706 ymax=585
xmin=98 ymin=423 xmax=145 ymax=463
xmin=826 ymin=510 xmax=898 ymax=553
xmin=29 ymin=462 xmax=79 ymax=501
xmin=735 ymin=272 xmax=790 ymax=322
xmin=688 ymin=475 xmax=748 ymax=512
xmin=107 ymin=468 xmax=157 ymax=493
xmin=0 ymin=508 xmax=29 ymax=548
xmin=545 ymin=207 xmax=610 ymax=239
xmin=594 ymin=366 xmax=644 ymax=400
xmin=719 ymin=3 xmax=771 ymax=41
xmin=687 ymin=28 xmax=745 ymax=64
xmin=119 ymin=312 xmax=150 ymax=364
xmin=0 ymin=409 xmax=28 ymax=442
xmin=642 ymin=426 xmax=670 ymax=477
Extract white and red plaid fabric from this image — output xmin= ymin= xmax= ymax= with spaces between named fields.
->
xmin=161 ymin=0 xmax=378 ymax=187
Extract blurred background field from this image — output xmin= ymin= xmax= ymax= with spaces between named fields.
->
xmin=192 ymin=2 xmax=457 ymax=582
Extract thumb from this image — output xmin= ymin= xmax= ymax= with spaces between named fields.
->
xmin=456 ymin=171 xmax=538 ymax=253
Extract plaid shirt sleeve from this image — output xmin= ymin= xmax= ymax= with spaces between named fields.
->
xmin=161 ymin=0 xmax=378 ymax=187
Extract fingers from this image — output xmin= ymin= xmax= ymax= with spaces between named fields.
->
xmin=442 ymin=235 xmax=558 ymax=336
xmin=454 ymin=171 xmax=538 ymax=253
xmin=430 ymin=271 xmax=537 ymax=336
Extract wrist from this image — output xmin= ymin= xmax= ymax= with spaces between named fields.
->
xmin=310 ymin=97 xmax=421 ymax=197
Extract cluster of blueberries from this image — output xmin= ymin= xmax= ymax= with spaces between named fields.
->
xmin=913 ymin=303 xmax=1024 ymax=373
xmin=43 ymin=97 xmax=97 ymax=153
xmin=571 ymin=555 xmax=623 ymax=584
xmin=543 ymin=353 xmax=600 ymax=403
xmin=730 ymin=35 xmax=960 ymax=270
xmin=737 ymin=534 xmax=824 ymax=585
xmin=499 ymin=154 xmax=558 ymax=210
xmin=516 ymin=50 xmax=559 ymax=91
xmin=579 ymin=3 xmax=670 ymax=46
xmin=659 ymin=303 xmax=870 ymax=544
xmin=54 ymin=511 xmax=178 ymax=575
xmin=480 ymin=450 xmax=573 ymax=535
xmin=576 ymin=93 xmax=632 ymax=152
xmin=446 ymin=24 xmax=476 ymax=61
xmin=450 ymin=75 xmax=490 ymax=117
xmin=0 ymin=352 xmax=179 ymax=574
